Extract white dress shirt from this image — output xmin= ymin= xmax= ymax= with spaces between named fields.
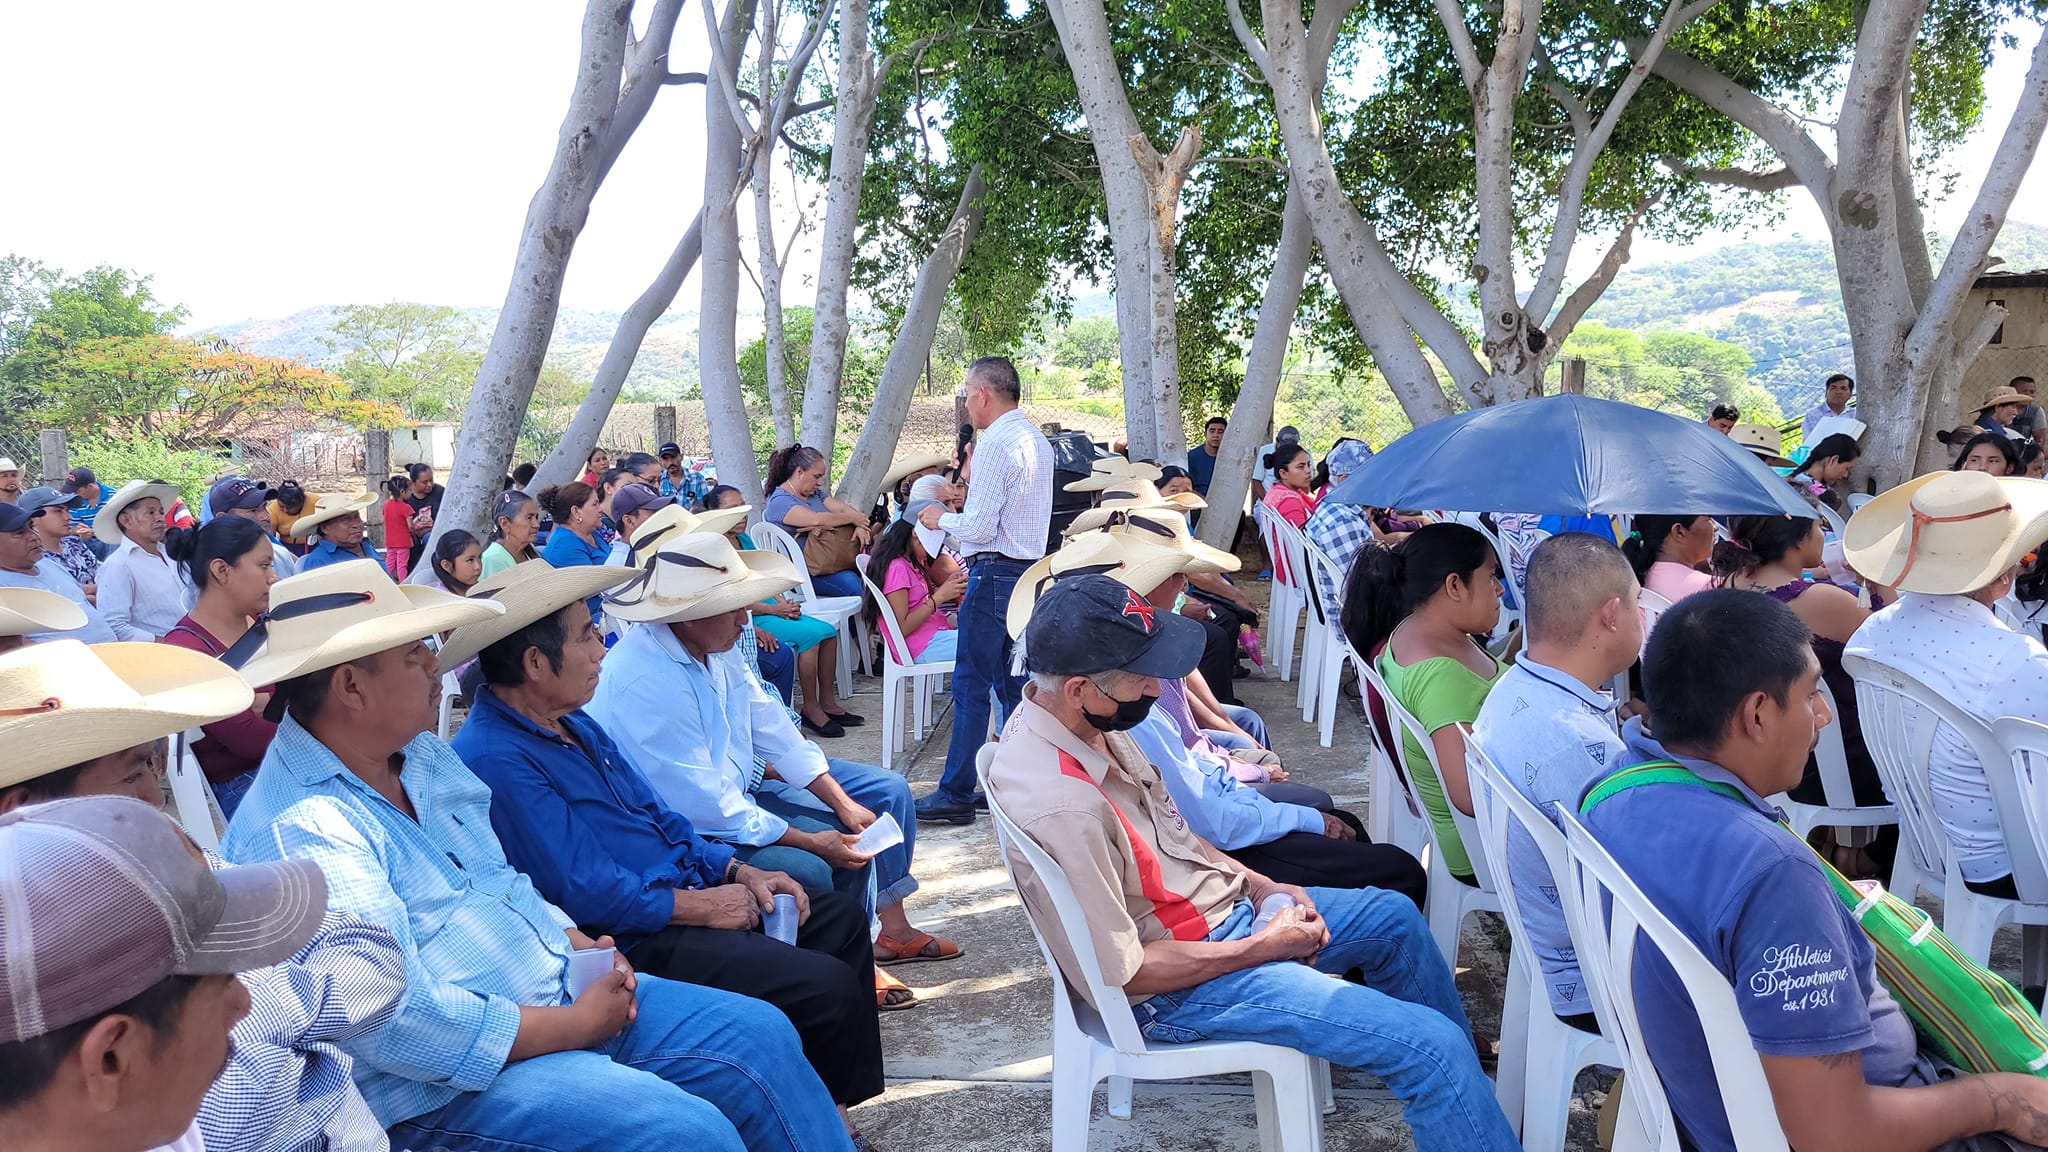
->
xmin=586 ymin=620 xmax=829 ymax=847
xmin=97 ymin=535 xmax=187 ymax=640
xmin=1846 ymin=592 xmax=2048 ymax=882
xmin=1801 ymin=400 xmax=1858 ymax=441
xmin=938 ymin=407 xmax=1053 ymax=561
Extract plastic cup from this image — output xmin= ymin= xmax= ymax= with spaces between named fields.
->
xmin=764 ymin=892 xmax=799 ymax=944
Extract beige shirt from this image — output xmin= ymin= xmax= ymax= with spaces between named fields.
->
xmin=988 ymin=690 xmax=1247 ymax=1008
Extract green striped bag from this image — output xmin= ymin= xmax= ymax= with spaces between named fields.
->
xmin=1583 ymin=761 xmax=2048 ymax=1076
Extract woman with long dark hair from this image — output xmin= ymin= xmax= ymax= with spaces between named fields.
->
xmin=161 ymin=516 xmax=279 ymax=816
xmin=430 ymin=529 xmax=483 ymax=595
xmin=1620 ymin=515 xmax=1717 ymax=604
xmin=1259 ymin=441 xmax=1318 ymax=528
xmin=480 ymin=489 xmax=540 ymax=579
xmin=864 ymin=518 xmax=964 ymax=665
xmin=1711 ymin=513 xmax=1887 ymax=813
xmin=765 ymin=445 xmax=874 ymax=600
xmin=1950 ymin=431 xmax=2022 ymax=476
xmin=1343 ymin=523 xmax=1503 ymax=884
xmin=1789 ymin=433 xmax=1861 ymax=512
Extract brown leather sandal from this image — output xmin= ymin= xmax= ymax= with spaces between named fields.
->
xmin=874 ymin=930 xmax=965 ymax=966
xmin=876 ymin=967 xmax=919 ymax=1011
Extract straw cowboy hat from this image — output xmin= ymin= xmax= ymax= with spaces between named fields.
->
xmin=0 ymin=587 xmax=87 ymax=638
xmin=1842 ymin=470 xmax=2048 ymax=595
xmin=1727 ymin=423 xmax=1795 ymax=469
xmin=1975 ymin=385 xmax=2032 ymax=414
xmin=1008 ymin=529 xmax=1210 ymax=639
xmin=436 ymin=559 xmax=638 ymax=668
xmin=1064 ymin=477 xmax=1207 ymax=535
xmin=290 ymin=492 xmax=379 ymax=537
xmin=92 ymin=479 xmax=182 ymax=544
xmin=1064 ymin=455 xmax=1165 ymax=493
xmin=1087 ymin=506 xmax=1241 ymax=575
xmin=626 ymin=502 xmax=753 ymax=557
xmin=0 ymin=640 xmax=255 ymax=789
xmin=604 ymin=530 xmax=802 ymax=626
xmin=882 ymin=452 xmax=951 ymax=490
xmin=225 ymin=559 xmax=504 ymax=689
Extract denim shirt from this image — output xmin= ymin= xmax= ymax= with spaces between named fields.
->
xmin=298 ymin=537 xmax=383 ymax=572
xmin=1127 ymin=709 xmax=1321 ymax=850
xmin=452 ymin=687 xmax=736 ymax=949
xmin=224 ymin=717 xmax=577 ymax=1126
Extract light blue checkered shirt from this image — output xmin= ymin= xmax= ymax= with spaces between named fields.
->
xmin=223 ymin=716 xmax=578 ymax=1127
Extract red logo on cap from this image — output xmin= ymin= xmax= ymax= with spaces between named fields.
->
xmin=1120 ymin=588 xmax=1155 ymax=631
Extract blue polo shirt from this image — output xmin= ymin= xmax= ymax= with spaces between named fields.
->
xmin=452 ymin=687 xmax=737 ymax=950
xmin=1185 ymin=445 xmax=1218 ymax=495
xmin=297 ymin=537 xmax=382 ymax=572
xmin=1583 ymin=724 xmax=1915 ymax=1152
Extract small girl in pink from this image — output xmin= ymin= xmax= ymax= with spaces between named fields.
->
xmin=869 ymin=519 xmax=966 ymax=663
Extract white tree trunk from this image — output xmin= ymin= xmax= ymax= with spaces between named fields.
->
xmin=1198 ymin=185 xmax=1311 ymax=551
xmin=700 ymin=0 xmax=764 ymax=507
xmin=532 ymin=211 xmax=705 ymax=492
xmin=428 ymin=0 xmax=634 ymax=557
xmin=753 ymin=141 xmax=797 ymax=447
xmin=1138 ymin=127 xmax=1201 ymax=461
xmin=800 ymin=0 xmax=887 ymax=456
xmin=835 ymin=165 xmax=988 ymax=508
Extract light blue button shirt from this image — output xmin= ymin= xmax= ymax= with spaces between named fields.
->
xmin=1127 ymin=709 xmax=1321 ymax=851
xmin=586 ymin=622 xmax=829 ymax=847
xmin=224 ymin=717 xmax=577 ymax=1127
xmin=0 ymin=557 xmax=119 ymax=643
xmin=1469 ymin=655 xmax=1626 ymax=1016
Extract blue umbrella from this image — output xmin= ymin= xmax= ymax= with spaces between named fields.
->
xmin=1325 ymin=394 xmax=1812 ymax=517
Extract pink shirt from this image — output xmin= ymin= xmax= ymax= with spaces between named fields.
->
xmin=883 ymin=556 xmax=952 ymax=659
xmin=1644 ymin=560 xmax=1714 ymax=605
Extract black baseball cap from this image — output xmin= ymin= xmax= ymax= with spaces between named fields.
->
xmin=60 ymin=466 xmax=97 ymax=495
xmin=1023 ymin=574 xmax=1204 ymax=679
xmin=0 ymin=503 xmax=31 ymax=534
xmin=658 ymin=442 xmax=682 ymax=457
xmin=208 ymin=476 xmax=270 ymax=515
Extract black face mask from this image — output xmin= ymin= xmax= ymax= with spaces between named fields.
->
xmin=1084 ymin=691 xmax=1156 ymax=733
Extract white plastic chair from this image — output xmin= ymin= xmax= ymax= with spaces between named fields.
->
xmin=1843 ymin=651 xmax=2048 ymax=964
xmin=436 ymin=669 xmax=463 ymax=740
xmin=1353 ymin=656 xmax=1502 ymax=965
xmin=976 ymin=746 xmax=1331 ymax=1150
xmin=1462 ymin=731 xmax=1623 ymax=1150
xmin=753 ymin=519 xmax=869 ymax=698
xmin=1763 ymin=676 xmax=1897 ymax=843
xmin=1253 ymin=503 xmax=1305 ymax=683
xmin=1300 ymin=543 xmax=1359 ymax=748
xmin=1350 ymin=651 xmax=1430 ymax=858
xmin=858 ymin=564 xmax=957 ymax=770
xmin=168 ymin=730 xmax=226 ymax=853
xmin=1269 ymin=519 xmax=1325 ymax=718
xmin=1557 ymin=807 xmax=1791 ymax=1152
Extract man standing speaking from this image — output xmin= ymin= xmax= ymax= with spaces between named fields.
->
xmin=915 ymin=356 xmax=1052 ymax=825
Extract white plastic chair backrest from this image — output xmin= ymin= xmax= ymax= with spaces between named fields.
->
xmin=1355 ymin=653 xmax=1498 ymax=891
xmin=753 ymin=519 xmax=826 ymax=606
xmin=1468 ymin=519 xmax=1522 ymax=610
xmin=1844 ymin=651 xmax=2048 ymax=902
xmin=1635 ymin=586 xmax=1674 ymax=658
xmin=1815 ymin=500 xmax=1847 ymax=539
xmin=1800 ymin=675 xmax=1860 ymax=810
xmin=858 ymin=564 xmax=919 ymax=665
xmin=167 ymin=730 xmax=223 ymax=853
xmin=1348 ymin=649 xmax=1425 ymax=821
xmin=1301 ymin=539 xmax=1347 ymax=633
xmin=1557 ymin=807 xmax=1792 ymax=1152
xmin=1272 ymin=514 xmax=1312 ymax=597
xmin=978 ymin=745 xmax=1150 ymax=1054
xmin=1995 ymin=716 xmax=2048 ymax=886
xmin=1461 ymin=729 xmax=1564 ymax=984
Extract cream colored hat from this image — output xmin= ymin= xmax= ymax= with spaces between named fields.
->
xmin=883 ymin=452 xmax=951 ymax=490
xmin=1064 ymin=477 xmax=1207 ymax=535
xmin=1007 ymin=529 xmax=1208 ymax=639
xmin=290 ymin=492 xmax=379 ymax=537
xmin=1727 ymin=423 xmax=1794 ymax=469
xmin=436 ymin=560 xmax=639 ymax=668
xmin=1063 ymin=455 xmax=1165 ymax=493
xmin=1976 ymin=385 xmax=2031 ymax=414
xmin=1088 ymin=506 xmax=1241 ymax=575
xmin=226 ymin=559 xmax=504 ymax=688
xmin=604 ymin=530 xmax=803 ymax=625
xmin=1842 ymin=470 xmax=2048 ymax=595
xmin=0 ymin=587 xmax=87 ymax=637
xmin=0 ymin=640 xmax=255 ymax=789
xmin=92 ymin=479 xmax=182 ymax=543
xmin=627 ymin=502 xmax=753 ymax=556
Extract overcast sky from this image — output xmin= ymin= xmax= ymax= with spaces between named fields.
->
xmin=3 ymin=2 xmax=2043 ymax=331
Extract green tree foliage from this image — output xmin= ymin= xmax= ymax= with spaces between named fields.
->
xmin=739 ymin=307 xmax=882 ymax=453
xmin=320 ymin=302 xmax=483 ymax=421
xmin=71 ymin=431 xmax=234 ymax=501
xmin=1051 ymin=316 xmax=1121 ymax=370
xmin=1555 ymin=322 xmax=1783 ymax=425
xmin=0 ymin=258 xmax=188 ymax=435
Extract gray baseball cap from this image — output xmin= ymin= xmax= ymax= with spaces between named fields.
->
xmin=0 ymin=795 xmax=327 ymax=1043
xmin=16 ymin=486 xmax=81 ymax=518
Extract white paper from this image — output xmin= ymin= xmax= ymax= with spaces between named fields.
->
xmin=852 ymin=812 xmax=903 ymax=856
xmin=566 ymin=946 xmax=616 ymax=998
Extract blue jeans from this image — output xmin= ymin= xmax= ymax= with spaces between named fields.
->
xmin=811 ymin=568 xmax=863 ymax=600
xmin=916 ymin=629 xmax=958 ymax=664
xmin=745 ymin=760 xmax=919 ymax=911
xmin=1219 ymin=702 xmax=1269 ymax=747
xmin=388 ymin=974 xmax=850 ymax=1152
xmin=212 ymin=770 xmax=256 ymax=820
xmin=1135 ymin=888 xmax=1517 ymax=1152
xmin=756 ymin=632 xmax=797 ymax=706
xmin=934 ymin=556 xmax=1027 ymax=802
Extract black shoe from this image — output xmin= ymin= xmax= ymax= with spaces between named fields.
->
xmin=801 ymin=716 xmax=846 ymax=738
xmin=828 ymin=711 xmax=866 ymax=727
xmin=1233 ymin=663 xmax=1251 ymax=679
xmin=914 ymin=793 xmax=975 ymax=824
xmin=969 ymin=790 xmax=989 ymax=810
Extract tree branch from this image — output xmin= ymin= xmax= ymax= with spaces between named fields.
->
xmin=1225 ymin=0 xmax=1272 ymax=76
xmin=601 ymin=0 xmax=689 ymax=180
xmin=1663 ymin=159 xmax=1800 ymax=191
xmin=665 ymin=71 xmax=708 ymax=85
xmin=1645 ymin=45 xmax=1835 ymax=193
xmin=700 ymin=0 xmax=758 ymax=139
xmin=1548 ymin=192 xmax=1660 ymax=347
xmin=1432 ymin=0 xmax=1482 ymax=94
